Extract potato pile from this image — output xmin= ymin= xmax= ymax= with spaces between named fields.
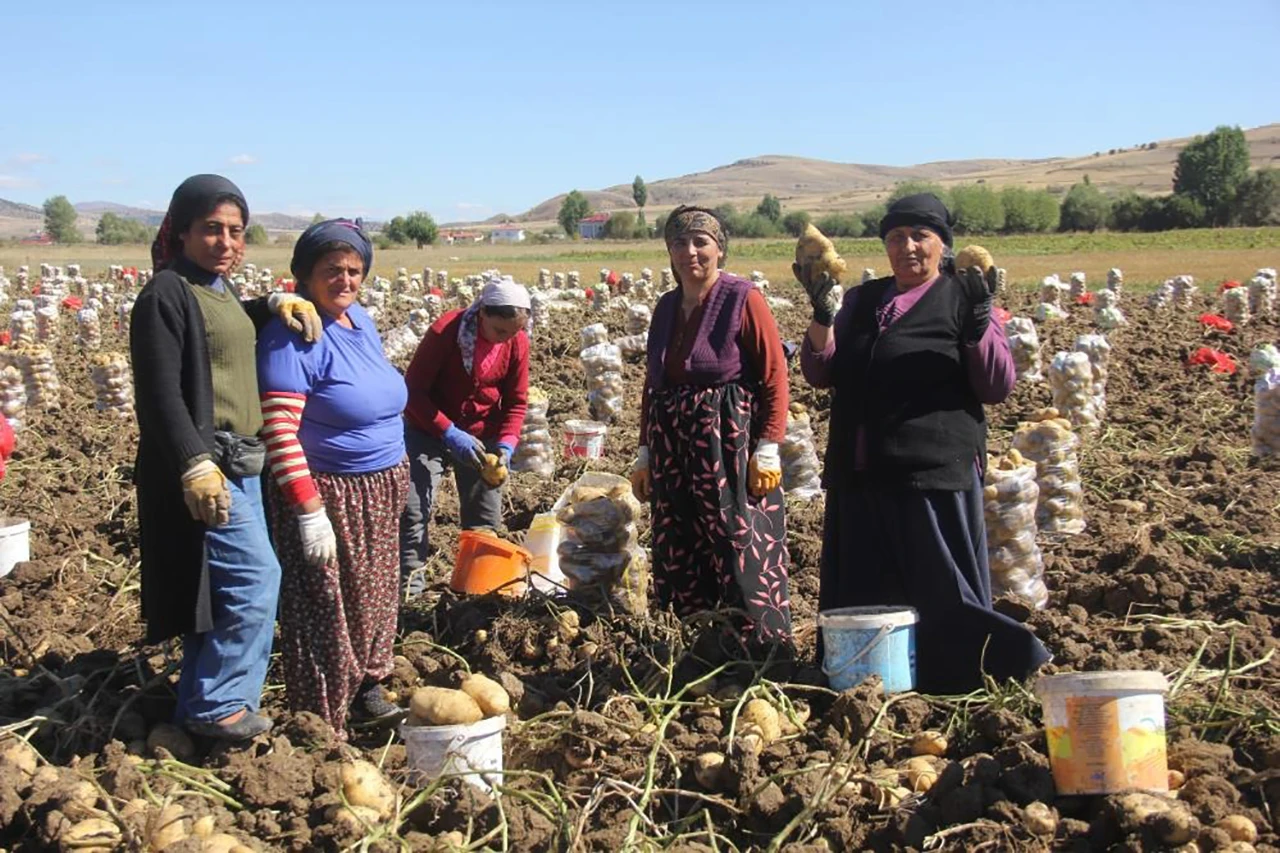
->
xmin=1147 ymin=280 xmax=1175 ymax=311
xmin=9 ymin=345 xmax=61 ymax=412
xmin=781 ymin=403 xmax=823 ymax=500
xmin=1223 ymin=286 xmax=1250 ymax=327
xmin=510 ymin=385 xmax=554 ymax=477
xmin=528 ymin=291 xmax=549 ymax=331
xmin=1034 ymin=275 xmax=1068 ymax=322
xmin=1012 ymin=409 xmax=1086 ymax=536
xmin=1048 ymin=351 xmax=1099 ymax=432
xmin=9 ymin=308 xmax=37 ymax=347
xmin=795 ymin=224 xmax=848 ymax=284
xmin=1248 ymin=272 xmax=1275 ymax=318
xmin=625 ymin=303 xmax=651 ymax=336
xmin=1093 ymin=287 xmax=1127 ymax=330
xmin=1068 ymin=271 xmax=1087 ymax=301
xmin=983 ymin=449 xmax=1048 ymax=609
xmin=581 ymin=342 xmax=624 ymax=424
xmin=0 ymin=364 xmax=25 ymax=424
xmin=34 ymin=305 xmax=59 ymax=344
xmin=1172 ymin=274 xmax=1197 ymax=308
xmin=75 ymin=306 xmax=102 ymax=351
xmin=1106 ymin=267 xmax=1124 ymax=297
xmin=1004 ymin=317 xmax=1044 ymax=382
xmin=407 ymin=673 xmax=510 ymax=727
xmin=555 ymin=473 xmax=647 ymax=611
xmin=1074 ymin=334 xmax=1112 ymax=420
xmin=89 ymin=352 xmax=134 ymax=418
xmin=1252 ymin=369 xmax=1280 ymax=457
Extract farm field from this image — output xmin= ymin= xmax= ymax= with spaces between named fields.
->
xmin=0 ymin=243 xmax=1277 ymax=851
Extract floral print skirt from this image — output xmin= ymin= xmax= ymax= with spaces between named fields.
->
xmin=646 ymin=382 xmax=792 ymax=643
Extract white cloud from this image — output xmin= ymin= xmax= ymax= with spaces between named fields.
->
xmin=229 ymin=154 xmax=257 ymax=165
xmin=10 ymin=153 xmax=50 ymax=165
xmin=0 ymin=174 xmax=36 ymax=189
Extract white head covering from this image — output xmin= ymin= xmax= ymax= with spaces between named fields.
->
xmin=479 ymin=275 xmax=531 ymax=311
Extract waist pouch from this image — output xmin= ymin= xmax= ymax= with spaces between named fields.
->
xmin=213 ymin=431 xmax=266 ymax=478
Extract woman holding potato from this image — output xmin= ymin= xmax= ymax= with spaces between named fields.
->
xmin=631 ymin=206 xmax=792 ymax=647
xmin=256 ymin=219 xmax=409 ymax=733
xmin=798 ymin=193 xmax=1050 ymax=693
xmin=399 ymin=277 xmax=531 ymax=595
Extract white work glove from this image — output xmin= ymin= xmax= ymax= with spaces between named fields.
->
xmin=630 ymin=446 xmax=652 ymax=502
xmin=267 ymin=292 xmax=324 ymax=343
xmin=748 ymin=441 xmax=782 ymax=497
xmin=297 ymin=508 xmax=337 ymax=567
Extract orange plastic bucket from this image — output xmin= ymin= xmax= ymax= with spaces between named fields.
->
xmin=450 ymin=530 xmax=532 ymax=596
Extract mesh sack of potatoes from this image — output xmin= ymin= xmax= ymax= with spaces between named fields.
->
xmin=983 ymin=449 xmax=1049 ymax=609
xmin=1252 ymin=369 xmax=1280 ymax=457
xmin=13 ymin=345 xmax=61 ymax=412
xmin=89 ymin=352 xmax=134 ymax=418
xmin=1172 ymin=274 xmax=1197 ymax=308
xmin=580 ymin=343 xmax=624 ymax=424
xmin=1005 ymin=317 xmax=1043 ymax=382
xmin=781 ymin=403 xmax=823 ymax=500
xmin=76 ymin=307 xmax=102 ymax=351
xmin=1049 ymin=351 xmax=1099 ymax=432
xmin=1093 ymin=288 xmax=1127 ymax=330
xmin=1247 ymin=274 xmax=1275 ymax=318
xmin=1147 ymin=280 xmax=1175 ymax=310
xmin=0 ymin=364 xmax=26 ymax=424
xmin=553 ymin=472 xmax=648 ymax=613
xmin=1074 ymin=334 xmax=1111 ymax=420
xmin=1223 ymin=287 xmax=1250 ymax=327
xmin=1012 ymin=409 xmax=1086 ymax=537
xmin=511 ymin=386 xmax=556 ymax=477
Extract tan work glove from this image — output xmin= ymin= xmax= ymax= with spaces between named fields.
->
xmin=630 ymin=446 xmax=652 ymax=502
xmin=748 ymin=442 xmax=782 ymax=497
xmin=182 ymin=459 xmax=231 ymax=527
xmin=267 ymin=292 xmax=323 ymax=343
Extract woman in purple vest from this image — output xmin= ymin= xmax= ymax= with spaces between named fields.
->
xmin=631 ymin=206 xmax=793 ymax=652
xmin=799 ymin=193 xmax=1050 ymax=694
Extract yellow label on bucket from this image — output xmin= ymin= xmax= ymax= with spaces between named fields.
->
xmin=1046 ymin=694 xmax=1167 ymax=795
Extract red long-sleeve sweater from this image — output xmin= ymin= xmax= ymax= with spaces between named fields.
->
xmin=403 ymin=309 xmax=529 ymax=448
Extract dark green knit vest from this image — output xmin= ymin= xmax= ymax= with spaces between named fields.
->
xmin=188 ymin=283 xmax=264 ymax=437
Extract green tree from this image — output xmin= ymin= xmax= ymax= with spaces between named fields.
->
xmin=781 ymin=210 xmax=811 ymax=237
xmin=95 ymin=211 xmax=152 ymax=244
xmin=859 ymin=204 xmax=887 ymax=237
xmin=1058 ymin=180 xmax=1110 ymax=232
xmin=815 ymin=213 xmax=863 ymax=238
xmin=1234 ymin=169 xmax=1280 ymax=226
xmin=43 ymin=195 xmax=80 ymax=243
xmin=1108 ymin=192 xmax=1149 ymax=232
xmin=1173 ymin=125 xmax=1250 ymax=226
xmin=730 ymin=213 xmax=781 ymax=238
xmin=244 ymin=223 xmax=270 ymax=245
xmin=310 ymin=212 xmax=325 ymax=225
xmin=949 ymin=184 xmax=1005 ymax=235
xmin=558 ymin=190 xmax=590 ymax=237
xmin=1001 ymin=187 xmax=1059 ymax=233
xmin=603 ymin=211 xmax=638 ymax=239
xmin=401 ymin=211 xmax=438 ymax=248
xmin=755 ymin=193 xmax=782 ymax=223
xmin=632 ymin=175 xmax=647 ymax=225
xmin=888 ymin=181 xmax=950 ymax=208
xmin=384 ymin=216 xmax=408 ymax=244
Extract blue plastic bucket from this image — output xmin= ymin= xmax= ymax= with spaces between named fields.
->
xmin=818 ymin=606 xmax=919 ymax=693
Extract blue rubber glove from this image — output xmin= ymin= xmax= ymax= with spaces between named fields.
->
xmin=496 ymin=442 xmax=514 ymax=467
xmin=444 ymin=425 xmax=486 ymax=470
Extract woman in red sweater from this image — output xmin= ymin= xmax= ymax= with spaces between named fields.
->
xmin=400 ymin=277 xmax=530 ymax=594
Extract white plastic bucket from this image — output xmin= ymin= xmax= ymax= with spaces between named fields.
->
xmin=402 ymin=714 xmax=505 ymax=794
xmin=1035 ymin=670 xmax=1169 ymax=795
xmin=0 ymin=518 xmax=30 ymax=578
xmin=563 ymin=419 xmax=607 ymax=459
xmin=524 ymin=512 xmax=565 ymax=595
xmin=818 ymin=606 xmax=918 ymax=693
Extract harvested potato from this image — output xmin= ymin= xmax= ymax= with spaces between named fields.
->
xmin=192 ymin=814 xmax=216 ymax=839
xmin=779 ymin=701 xmax=811 ymax=736
xmin=740 ymin=699 xmax=781 ymax=744
xmin=459 ymin=673 xmax=510 ymax=717
xmin=1023 ymin=801 xmax=1057 ymax=836
xmin=795 ymin=224 xmax=848 ymax=284
xmin=201 ymin=833 xmax=254 ymax=853
xmin=1167 ymin=769 xmax=1186 ymax=790
xmin=341 ymin=760 xmax=396 ymax=819
xmin=146 ymin=723 xmax=197 ymax=762
xmin=693 ymin=752 xmax=726 ymax=790
xmin=480 ymin=453 xmax=508 ymax=487
xmin=900 ymin=756 xmax=938 ymax=793
xmin=148 ymin=802 xmax=189 ymax=850
xmin=0 ymin=737 xmax=38 ymax=778
xmin=1215 ymin=815 xmax=1258 ymax=844
xmin=410 ymin=687 xmax=484 ymax=726
xmin=955 ymin=245 xmax=995 ymax=273
xmin=555 ymin=609 xmax=581 ymax=642
xmin=61 ymin=817 xmax=121 ymax=852
xmin=911 ymin=731 xmax=948 ymax=757
xmin=326 ymin=804 xmax=385 ymax=833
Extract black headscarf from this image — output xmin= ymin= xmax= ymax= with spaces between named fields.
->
xmin=878 ymin=193 xmax=954 ymax=248
xmin=290 ymin=218 xmax=374 ymax=285
xmin=151 ymin=174 xmax=249 ymax=269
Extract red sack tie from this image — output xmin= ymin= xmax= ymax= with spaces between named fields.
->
xmin=1074 ymin=292 xmax=1095 ymax=306
xmin=1198 ymin=313 xmax=1233 ymax=333
xmin=429 ymin=287 xmax=443 ymax=297
xmin=0 ymin=330 xmax=9 ymax=346
xmin=61 ymin=296 xmax=83 ymax=311
xmin=1219 ymin=280 xmax=1241 ymax=292
xmin=0 ymin=413 xmax=14 ymax=481
xmin=1186 ymin=347 xmax=1237 ymax=374
xmin=584 ymin=287 xmax=595 ymax=301
xmin=993 ymin=306 xmax=1012 ymax=325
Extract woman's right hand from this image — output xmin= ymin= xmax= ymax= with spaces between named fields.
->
xmin=181 ymin=459 xmax=231 ymax=527
xmin=793 ymin=262 xmax=841 ymax=327
xmin=630 ymin=446 xmax=652 ymax=502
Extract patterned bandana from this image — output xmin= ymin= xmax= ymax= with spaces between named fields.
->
xmin=663 ymin=205 xmax=726 ymax=253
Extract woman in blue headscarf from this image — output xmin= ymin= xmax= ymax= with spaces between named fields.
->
xmin=256 ymin=220 xmax=409 ymax=735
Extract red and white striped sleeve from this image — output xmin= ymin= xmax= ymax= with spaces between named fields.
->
xmin=260 ymin=391 xmax=319 ymax=506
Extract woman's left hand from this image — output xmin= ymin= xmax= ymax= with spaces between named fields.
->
xmin=957 ymin=265 xmax=1001 ymax=344
xmin=748 ymin=442 xmax=782 ymax=497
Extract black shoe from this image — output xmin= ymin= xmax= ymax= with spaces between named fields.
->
xmin=350 ymin=682 xmax=406 ymax=730
xmin=184 ymin=711 xmax=273 ymax=742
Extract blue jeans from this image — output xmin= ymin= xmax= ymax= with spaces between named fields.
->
xmin=175 ymin=474 xmax=282 ymax=723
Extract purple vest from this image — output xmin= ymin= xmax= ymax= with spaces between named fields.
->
xmin=646 ymin=273 xmax=754 ymax=391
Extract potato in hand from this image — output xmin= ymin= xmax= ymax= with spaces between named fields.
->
xmin=480 ymin=452 xmax=508 ymax=487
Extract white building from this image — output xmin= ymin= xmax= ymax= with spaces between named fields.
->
xmin=490 ymin=225 xmax=526 ymax=244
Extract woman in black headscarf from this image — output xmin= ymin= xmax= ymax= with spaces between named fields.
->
xmin=131 ymin=174 xmax=319 ymax=741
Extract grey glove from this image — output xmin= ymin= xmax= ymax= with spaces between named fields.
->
xmin=957 ymin=265 xmax=1002 ymax=344
xmin=792 ymin=262 xmax=841 ymax=326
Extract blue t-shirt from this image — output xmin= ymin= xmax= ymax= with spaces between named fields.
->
xmin=256 ymin=303 xmax=407 ymax=474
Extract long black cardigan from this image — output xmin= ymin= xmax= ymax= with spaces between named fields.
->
xmin=129 ymin=258 xmax=270 ymax=643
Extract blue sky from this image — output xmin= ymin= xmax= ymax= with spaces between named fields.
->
xmin=2 ymin=0 xmax=1277 ymax=223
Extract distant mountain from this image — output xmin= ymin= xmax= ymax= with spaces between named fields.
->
xmin=0 ymin=198 xmax=42 ymax=220
xmin=76 ymin=201 xmax=166 ymax=226
xmin=516 ymin=123 xmax=1280 ymax=223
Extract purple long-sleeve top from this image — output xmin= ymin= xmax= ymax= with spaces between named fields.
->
xmin=801 ymin=274 xmax=1014 ymax=470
